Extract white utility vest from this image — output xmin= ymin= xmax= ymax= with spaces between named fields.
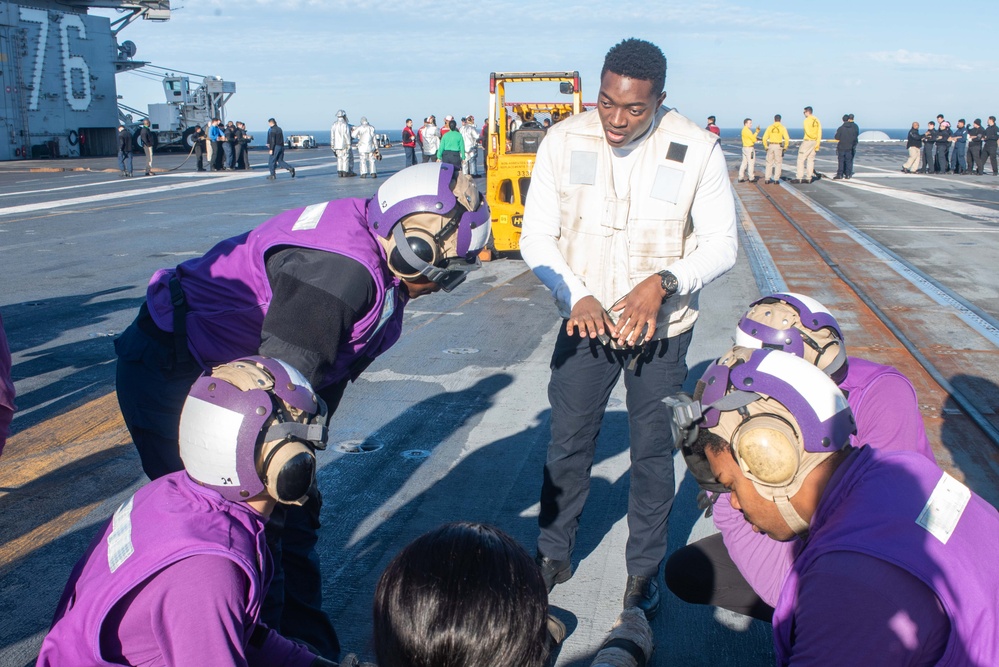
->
xmin=549 ymin=106 xmax=718 ymax=339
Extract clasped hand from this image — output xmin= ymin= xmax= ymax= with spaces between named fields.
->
xmin=566 ymin=275 xmax=665 ymax=347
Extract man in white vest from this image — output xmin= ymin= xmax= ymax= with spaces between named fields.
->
xmin=520 ymin=37 xmax=738 ymax=619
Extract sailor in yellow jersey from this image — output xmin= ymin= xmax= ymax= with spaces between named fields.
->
xmin=794 ymin=106 xmax=821 ymax=183
xmin=762 ymin=114 xmax=791 ymax=184
xmin=738 ymin=118 xmax=761 ymax=182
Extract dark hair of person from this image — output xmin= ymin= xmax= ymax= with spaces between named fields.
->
xmin=601 ymin=38 xmax=667 ymax=95
xmin=691 ymin=428 xmax=732 ymax=458
xmin=449 ymin=119 xmax=457 ymax=131
xmin=804 ymin=106 xmax=813 ymax=114
xmin=774 ymin=114 xmax=782 ymax=121
xmin=373 ymin=522 xmax=550 ymax=667
xmin=268 ymin=117 xmax=275 ymax=123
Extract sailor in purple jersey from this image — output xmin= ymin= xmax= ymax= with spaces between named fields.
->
xmin=0 ymin=311 xmax=14 ymax=457
xmin=113 ymin=162 xmax=490 ymax=659
xmin=666 ymin=292 xmax=934 ymax=618
xmin=684 ymin=348 xmax=999 ymax=665
xmin=39 ymin=358 xmax=337 ymax=667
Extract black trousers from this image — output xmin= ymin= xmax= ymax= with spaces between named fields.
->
xmin=935 ymin=144 xmax=950 ymax=172
xmin=985 ymin=142 xmax=998 ymax=174
xmin=664 ymin=532 xmax=775 ymax=623
xmin=194 ymin=144 xmax=205 ymax=171
xmin=403 ymin=145 xmax=418 ymax=166
xmin=970 ymin=144 xmax=984 ymax=174
xmin=538 ymin=327 xmax=691 ymax=576
xmin=836 ymin=151 xmax=853 ymax=177
xmin=212 ymin=141 xmax=225 ymax=170
xmin=114 ymin=309 xmax=340 ymax=660
xmin=269 ymin=146 xmax=293 ymax=175
xmin=921 ymin=144 xmax=935 ymax=172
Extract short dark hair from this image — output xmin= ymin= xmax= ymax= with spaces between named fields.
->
xmin=690 ymin=428 xmax=732 ymax=459
xmin=842 ymin=114 xmax=850 ymax=122
xmin=928 ymin=121 xmax=936 ymax=127
xmin=406 ymin=118 xmax=412 ymax=122
xmin=848 ymin=114 xmax=854 ymax=120
xmin=707 ymin=115 xmax=716 ymax=122
xmin=937 ymin=114 xmax=945 ymax=119
xmin=449 ymin=119 xmax=457 ymax=131
xmin=267 ymin=117 xmax=275 ymax=123
xmin=804 ymin=106 xmax=813 ymax=113
xmin=601 ymin=38 xmax=667 ymax=95
xmin=374 ymin=522 xmax=550 ymax=667
xmin=774 ymin=114 xmax=782 ymax=121
xmin=744 ymin=118 xmax=752 ymax=124
xmin=974 ymin=118 xmax=982 ymax=125
xmin=991 ymin=116 xmax=997 ymax=122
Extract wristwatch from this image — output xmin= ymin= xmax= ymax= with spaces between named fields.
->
xmin=657 ymin=270 xmax=678 ymax=299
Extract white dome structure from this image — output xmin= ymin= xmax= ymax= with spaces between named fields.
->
xmin=857 ymin=130 xmax=892 ymax=142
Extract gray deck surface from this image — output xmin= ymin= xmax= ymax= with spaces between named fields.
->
xmin=2 ymin=141 xmax=998 ymax=665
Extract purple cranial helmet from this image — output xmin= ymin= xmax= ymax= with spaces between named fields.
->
xmin=366 ymin=163 xmax=491 ymax=291
xmin=698 ymin=347 xmax=855 ymax=454
xmin=735 ymin=292 xmax=847 ymax=382
xmin=698 ymin=347 xmax=856 ymax=535
xmin=179 ymin=356 xmax=328 ymax=505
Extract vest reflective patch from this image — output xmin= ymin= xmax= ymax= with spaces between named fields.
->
xmin=570 ymin=151 xmax=597 ymax=185
xmin=292 ymin=202 xmax=330 ymax=231
xmin=373 ymin=286 xmax=396 ymax=337
xmin=107 ymin=495 xmax=135 ymax=573
xmin=916 ymin=472 xmax=971 ymax=545
xmin=650 ymin=165 xmax=684 ymax=204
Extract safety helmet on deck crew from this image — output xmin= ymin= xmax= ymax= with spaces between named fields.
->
xmin=366 ymin=163 xmax=491 ymax=292
xmin=179 ymin=357 xmax=328 ymax=506
xmin=689 ymin=347 xmax=855 ymax=535
xmin=735 ymin=292 xmax=848 ymax=383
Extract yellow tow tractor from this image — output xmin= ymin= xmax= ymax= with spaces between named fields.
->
xmin=485 ymin=71 xmax=585 ymax=254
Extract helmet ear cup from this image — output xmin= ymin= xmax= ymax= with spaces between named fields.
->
xmin=386 ymin=226 xmax=440 ymax=279
xmin=259 ymin=438 xmax=316 ymax=505
xmin=731 ymin=415 xmax=800 ymax=487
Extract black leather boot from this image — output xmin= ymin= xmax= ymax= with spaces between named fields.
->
xmin=535 ymin=552 xmax=572 ymax=593
xmin=623 ymin=575 xmax=661 ymax=620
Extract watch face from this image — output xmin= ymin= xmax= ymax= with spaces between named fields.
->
xmin=661 ymin=271 xmax=678 ymax=295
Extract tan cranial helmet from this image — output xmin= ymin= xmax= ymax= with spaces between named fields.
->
xmin=735 ymin=292 xmax=847 ymax=382
xmin=700 ymin=346 xmax=855 ymax=535
xmin=366 ymin=163 xmax=491 ymax=291
xmin=179 ymin=357 xmax=328 ymax=506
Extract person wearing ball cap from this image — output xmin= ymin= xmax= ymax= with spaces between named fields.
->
xmin=38 ymin=358 xmax=337 ymax=667
xmin=669 ymin=346 xmax=999 ymax=665
xmin=667 ymin=292 xmax=933 ymax=617
xmin=114 ymin=162 xmax=490 ymax=659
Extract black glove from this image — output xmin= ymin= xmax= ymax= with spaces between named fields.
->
xmin=696 ymin=488 xmax=723 ymax=518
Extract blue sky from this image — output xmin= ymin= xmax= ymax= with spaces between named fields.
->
xmin=100 ymin=0 xmax=999 ymax=132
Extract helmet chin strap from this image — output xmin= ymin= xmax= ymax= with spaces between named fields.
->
xmin=774 ymin=495 xmax=811 ymax=537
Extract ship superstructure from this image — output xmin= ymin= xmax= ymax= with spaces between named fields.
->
xmin=0 ymin=0 xmax=169 ymax=160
